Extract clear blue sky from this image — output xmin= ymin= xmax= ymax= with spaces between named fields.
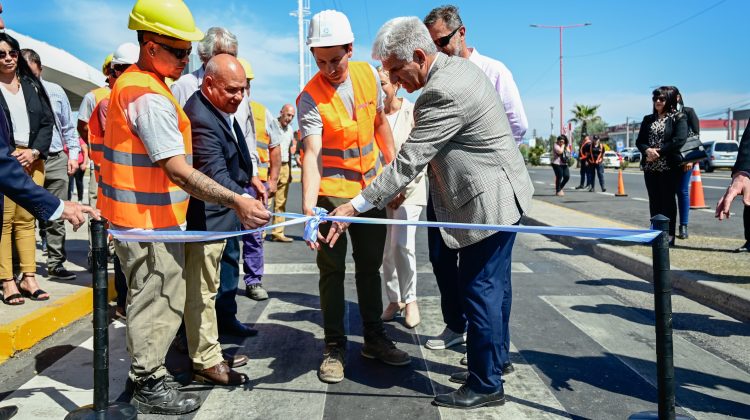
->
xmin=6 ymin=0 xmax=749 ymax=138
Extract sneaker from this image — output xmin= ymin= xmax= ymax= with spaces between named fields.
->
xmin=319 ymin=344 xmax=345 ymax=383
xmin=361 ymin=330 xmax=411 ymax=366
xmin=48 ymin=265 xmax=76 ymax=280
xmin=425 ymin=327 xmax=466 ymax=350
xmin=734 ymin=242 xmax=750 ymax=253
xmin=246 ymin=283 xmax=269 ymax=301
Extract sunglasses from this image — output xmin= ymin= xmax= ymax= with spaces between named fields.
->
xmin=652 ymin=96 xmax=666 ymax=103
xmin=0 ymin=49 xmax=19 ymax=60
xmin=434 ymin=26 xmax=462 ymax=48
xmin=152 ymin=40 xmax=192 ymax=60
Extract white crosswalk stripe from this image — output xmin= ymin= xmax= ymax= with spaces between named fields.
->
xmin=541 ymin=295 xmax=750 ymax=420
xmin=264 ymin=262 xmax=533 ymax=275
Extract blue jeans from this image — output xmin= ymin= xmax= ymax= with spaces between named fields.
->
xmin=677 ymin=164 xmax=693 ymax=226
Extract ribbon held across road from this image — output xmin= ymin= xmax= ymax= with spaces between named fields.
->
xmin=108 ymin=208 xmax=661 ymax=244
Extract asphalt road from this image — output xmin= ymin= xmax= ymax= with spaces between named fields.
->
xmin=527 ymin=165 xmax=744 ymax=239
xmin=1 ymin=182 xmax=748 ymax=419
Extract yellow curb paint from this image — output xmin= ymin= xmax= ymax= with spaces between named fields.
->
xmin=0 ymin=276 xmax=115 ymax=364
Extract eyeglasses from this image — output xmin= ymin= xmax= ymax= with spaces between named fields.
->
xmin=111 ymin=64 xmax=130 ymax=74
xmin=434 ymin=26 xmax=462 ymax=48
xmin=652 ymin=96 xmax=666 ymax=103
xmin=152 ymin=40 xmax=192 ymax=60
xmin=0 ymin=50 xmax=19 ymax=60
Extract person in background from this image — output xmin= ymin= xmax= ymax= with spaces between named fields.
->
xmin=716 ymin=117 xmax=750 ymax=252
xmin=22 ymin=48 xmax=81 ymax=281
xmin=0 ymin=33 xmax=54 ymax=303
xmin=586 ymin=135 xmax=605 ymax=192
xmin=67 ymin=138 xmax=88 ymax=202
xmin=575 ymin=134 xmax=591 ymax=189
xmin=636 ymin=86 xmax=688 ymax=245
xmin=675 ymin=93 xmax=699 ymax=240
xmin=269 ymin=104 xmax=296 ymax=243
xmin=551 ymin=135 xmax=570 ymax=196
xmin=376 ymin=66 xmax=427 ymax=329
xmin=0 ymin=1 xmax=97 ymax=308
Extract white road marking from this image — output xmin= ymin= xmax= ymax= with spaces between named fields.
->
xmin=264 ymin=262 xmax=533 ymax=275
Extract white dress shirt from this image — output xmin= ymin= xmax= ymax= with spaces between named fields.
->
xmin=468 ymin=48 xmax=528 ymax=143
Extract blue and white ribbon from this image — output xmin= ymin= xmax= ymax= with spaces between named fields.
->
xmin=109 ymin=207 xmax=660 ymax=244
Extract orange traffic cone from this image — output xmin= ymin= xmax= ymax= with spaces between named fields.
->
xmin=615 ymin=168 xmax=627 ymax=197
xmin=689 ymin=164 xmax=709 ymax=209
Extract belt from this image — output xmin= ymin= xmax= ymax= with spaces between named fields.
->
xmin=48 ymin=151 xmax=63 ymax=157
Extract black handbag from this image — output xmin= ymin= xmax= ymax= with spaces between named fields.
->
xmin=678 ymin=133 xmax=707 ymax=164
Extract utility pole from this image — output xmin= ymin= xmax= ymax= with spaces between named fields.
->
xmin=625 ymin=117 xmax=630 ymax=148
xmin=291 ymin=0 xmax=311 ymax=93
xmin=550 ymin=106 xmax=554 ymax=137
xmin=530 ymin=23 xmax=592 ymax=140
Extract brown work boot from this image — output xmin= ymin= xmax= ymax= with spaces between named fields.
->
xmin=362 ymin=330 xmax=411 ymax=366
xmin=194 ymin=361 xmax=247 ymax=386
xmin=318 ymin=343 xmax=345 ymax=384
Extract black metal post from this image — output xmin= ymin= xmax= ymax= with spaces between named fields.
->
xmin=65 ymin=219 xmax=136 ymax=420
xmin=629 ymin=215 xmax=692 ymax=420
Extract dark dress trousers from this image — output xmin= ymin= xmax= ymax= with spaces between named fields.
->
xmin=183 ymin=91 xmax=253 ymax=326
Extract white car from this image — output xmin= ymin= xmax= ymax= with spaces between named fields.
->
xmin=539 ymin=153 xmax=551 ymax=165
xmin=603 ymin=151 xmax=621 ymax=168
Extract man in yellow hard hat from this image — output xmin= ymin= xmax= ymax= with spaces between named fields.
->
xmin=297 ymin=9 xmax=404 ymax=385
xmin=101 ymin=0 xmax=270 ymax=414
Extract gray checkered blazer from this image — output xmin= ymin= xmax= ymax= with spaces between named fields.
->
xmin=361 ymin=53 xmax=534 ymax=249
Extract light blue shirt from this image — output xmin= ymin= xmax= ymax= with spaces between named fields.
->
xmin=42 ymin=80 xmax=79 ymax=159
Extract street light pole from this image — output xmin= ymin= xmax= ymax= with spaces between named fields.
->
xmin=531 ymin=23 xmax=591 ymax=140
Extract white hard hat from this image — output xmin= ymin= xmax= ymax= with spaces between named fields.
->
xmin=307 ymin=10 xmax=354 ymax=48
xmin=111 ymin=42 xmax=140 ymax=65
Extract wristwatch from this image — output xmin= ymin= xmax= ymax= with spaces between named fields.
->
xmin=31 ymin=149 xmax=40 ymax=159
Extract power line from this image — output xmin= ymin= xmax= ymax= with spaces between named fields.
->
xmin=520 ymin=58 xmax=558 ymax=95
xmin=568 ymin=0 xmax=727 ymax=59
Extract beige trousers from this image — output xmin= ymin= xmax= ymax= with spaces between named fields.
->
xmin=115 ymin=240 xmax=186 ymax=383
xmin=184 ymin=240 xmax=226 ymax=370
xmin=271 ymin=163 xmax=292 ymax=238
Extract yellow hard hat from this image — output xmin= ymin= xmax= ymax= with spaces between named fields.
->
xmin=128 ymin=0 xmax=204 ymax=42
xmin=102 ymin=54 xmax=113 ymax=76
xmin=237 ymin=58 xmax=254 ymax=80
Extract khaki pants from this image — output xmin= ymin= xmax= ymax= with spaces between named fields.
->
xmin=184 ymin=240 xmax=226 ymax=370
xmin=115 ymin=239 xmax=186 ymax=383
xmin=271 ymin=163 xmax=292 ymax=239
xmin=0 ymin=155 xmax=44 ymax=278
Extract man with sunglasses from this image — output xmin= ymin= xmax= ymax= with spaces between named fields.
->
xmin=100 ymin=0 xmax=270 ymax=414
xmin=422 ymin=5 xmax=526 ymax=376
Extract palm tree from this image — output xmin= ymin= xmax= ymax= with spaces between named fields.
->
xmin=569 ymin=104 xmax=602 ymax=141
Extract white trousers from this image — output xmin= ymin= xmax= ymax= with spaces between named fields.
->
xmin=382 ymin=204 xmax=424 ymax=304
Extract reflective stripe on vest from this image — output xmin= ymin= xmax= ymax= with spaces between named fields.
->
xmin=99 ymin=66 xmax=192 ymax=229
xmin=250 ymin=101 xmax=271 ymax=180
xmin=297 ymin=61 xmax=379 ymax=199
xmin=87 ymin=87 xmax=110 ymax=186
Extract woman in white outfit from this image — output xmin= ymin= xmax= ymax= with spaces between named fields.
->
xmin=377 ymin=67 xmax=428 ymax=328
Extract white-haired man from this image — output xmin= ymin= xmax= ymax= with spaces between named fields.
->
xmin=326 ymin=16 xmax=534 ymax=409
xmin=422 ymin=4 xmax=527 ymax=374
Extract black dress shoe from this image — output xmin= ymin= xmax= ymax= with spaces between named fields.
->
xmin=131 ymin=377 xmax=202 ymax=415
xmin=433 ymin=384 xmax=505 ymax=409
xmin=219 ymin=319 xmax=258 ymax=337
xmin=0 ymin=405 xmax=18 ymax=419
xmin=449 ymin=363 xmax=515 ymax=384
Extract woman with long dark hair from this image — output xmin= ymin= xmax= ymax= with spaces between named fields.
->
xmin=675 ymin=92 xmax=700 ymax=240
xmin=0 ymin=32 xmax=54 ymax=305
xmin=551 ymin=135 xmax=570 ymax=196
xmin=636 ymin=86 xmax=688 ymax=244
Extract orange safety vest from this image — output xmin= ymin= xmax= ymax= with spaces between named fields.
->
xmin=250 ymin=101 xmax=270 ymax=181
xmin=86 ymin=87 xmax=110 ymax=179
xmin=297 ymin=61 xmax=379 ymax=199
xmin=99 ymin=66 xmax=192 ymax=229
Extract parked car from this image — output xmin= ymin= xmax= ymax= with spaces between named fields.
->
xmin=620 ymin=147 xmax=641 ymax=162
xmin=539 ymin=152 xmax=551 ymax=165
xmin=700 ymin=140 xmax=738 ymax=172
xmin=603 ymin=151 xmax=622 ymax=168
